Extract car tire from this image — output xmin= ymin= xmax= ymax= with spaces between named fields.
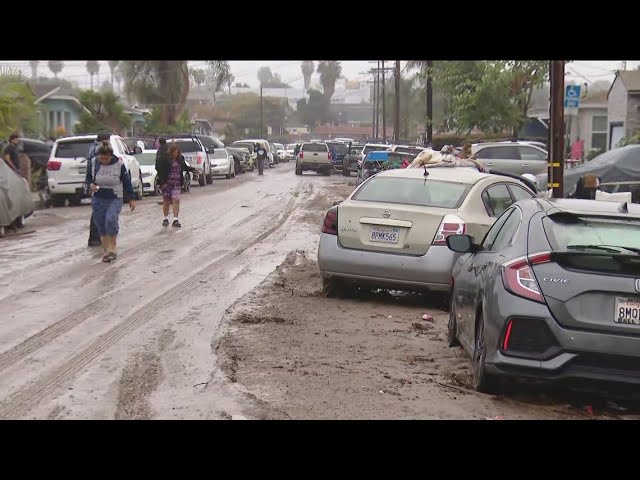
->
xmin=322 ymin=277 xmax=346 ymax=298
xmin=206 ymin=171 xmax=213 ymax=185
xmin=137 ymin=174 xmax=144 ymax=200
xmin=295 ymin=163 xmax=302 ymax=175
xmin=323 ymin=168 xmax=331 ymax=176
xmin=151 ymin=179 xmax=158 ymax=196
xmin=447 ymin=291 xmax=460 ymax=347
xmin=473 ymin=313 xmax=499 ymax=394
xmin=198 ymin=171 xmax=206 ymax=186
xmin=51 ymin=195 xmax=66 ymax=208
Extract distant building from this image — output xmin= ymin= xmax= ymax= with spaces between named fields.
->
xmin=607 ymin=70 xmax=640 ymax=149
xmin=566 ymin=90 xmax=608 ymax=154
xmin=32 ymin=83 xmax=88 ymax=136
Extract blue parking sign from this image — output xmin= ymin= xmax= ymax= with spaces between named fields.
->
xmin=564 ymin=85 xmax=581 ymax=108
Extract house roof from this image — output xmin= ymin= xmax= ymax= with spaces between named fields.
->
xmin=581 ymin=89 xmax=608 ymax=105
xmin=32 ymin=84 xmax=61 ymax=103
xmin=619 ymin=70 xmax=640 ymax=92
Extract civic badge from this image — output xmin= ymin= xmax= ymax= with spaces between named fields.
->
xmin=636 ymin=279 xmax=640 ymax=293
xmin=382 ymin=210 xmax=391 ymax=218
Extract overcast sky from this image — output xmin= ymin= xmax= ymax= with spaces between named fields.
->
xmin=2 ymin=60 xmax=638 ymax=91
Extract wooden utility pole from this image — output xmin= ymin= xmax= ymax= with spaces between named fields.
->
xmin=368 ymin=80 xmax=376 ymax=139
xmin=426 ymin=60 xmax=433 ymax=147
xmin=375 ymin=61 xmax=380 ymax=139
xmin=394 ymin=60 xmax=401 ymax=143
xmin=549 ymin=60 xmax=565 ymax=198
xmin=260 ymin=85 xmax=264 ymax=138
xmin=381 ymin=60 xmax=387 ymax=142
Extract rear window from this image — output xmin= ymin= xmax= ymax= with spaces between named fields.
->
xmin=363 ymin=145 xmax=387 ymax=155
xmin=233 ymin=142 xmax=254 ymax=153
xmin=134 ymin=153 xmax=156 ymax=166
xmin=167 ymin=140 xmax=201 ymax=153
xmin=544 ymin=216 xmax=640 ymax=253
xmin=327 ymin=143 xmax=348 ymax=155
xmin=302 ymin=143 xmax=328 ymax=152
xmin=210 ymin=149 xmax=228 ymax=159
xmin=394 ymin=146 xmax=423 ymax=154
xmin=352 ymin=177 xmax=470 ymax=208
xmin=54 ymin=140 xmax=95 ymax=159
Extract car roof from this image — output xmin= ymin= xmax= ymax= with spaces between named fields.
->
xmin=472 ymin=141 xmax=545 ymax=150
xmin=376 ymin=167 xmax=509 ymax=185
xmin=535 ymin=198 xmax=640 ymax=217
xmin=55 ymin=134 xmax=103 ymax=142
xmin=364 ymin=143 xmax=389 ymax=148
xmin=600 ymin=181 xmax=640 ymax=185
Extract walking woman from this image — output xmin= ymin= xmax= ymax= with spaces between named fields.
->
xmin=85 ymin=141 xmax=136 ymax=263
xmin=156 ymin=143 xmax=196 ymax=228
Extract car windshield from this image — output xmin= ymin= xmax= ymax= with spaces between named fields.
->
xmin=544 ymin=216 xmax=640 ymax=254
xmin=274 ymin=144 xmax=284 ymax=150
xmin=55 ymin=140 xmax=95 ymax=159
xmin=394 ymin=146 xmax=423 ymax=154
xmin=210 ymin=149 xmax=228 ymax=159
xmin=233 ymin=142 xmax=254 ymax=153
xmin=167 ymin=140 xmax=201 ymax=153
xmin=352 ymin=177 xmax=469 ymax=208
xmin=134 ymin=152 xmax=156 ymax=166
xmin=327 ymin=143 xmax=348 ymax=155
xmin=363 ymin=145 xmax=387 ymax=155
xmin=286 ymin=144 xmax=298 ymax=150
xmin=302 ymin=143 xmax=328 ymax=152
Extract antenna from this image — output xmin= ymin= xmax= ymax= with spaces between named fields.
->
xmin=423 ymin=165 xmax=429 ymax=176
xmin=619 ymin=202 xmax=628 ymax=213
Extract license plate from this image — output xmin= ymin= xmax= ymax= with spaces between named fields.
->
xmin=614 ymin=297 xmax=640 ymax=326
xmin=370 ymin=226 xmax=399 ymax=244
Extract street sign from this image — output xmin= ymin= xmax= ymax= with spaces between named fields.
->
xmin=564 ymin=85 xmax=581 ymax=109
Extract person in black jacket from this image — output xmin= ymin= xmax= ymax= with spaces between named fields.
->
xmin=156 ymin=143 xmax=196 ymax=228
xmin=87 ymin=132 xmax=111 ymax=246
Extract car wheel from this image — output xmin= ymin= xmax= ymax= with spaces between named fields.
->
xmin=198 ymin=170 xmax=206 ymax=186
xmin=151 ymin=178 xmax=158 ymax=196
xmin=206 ymin=170 xmax=213 ymax=185
xmin=473 ymin=313 xmax=499 ymax=394
xmin=323 ymin=168 xmax=331 ymax=176
xmin=322 ymin=277 xmax=350 ymax=298
xmin=295 ymin=163 xmax=302 ymax=175
xmin=448 ymin=290 xmax=460 ymax=347
xmin=137 ymin=174 xmax=144 ymax=200
xmin=51 ymin=195 xmax=66 ymax=208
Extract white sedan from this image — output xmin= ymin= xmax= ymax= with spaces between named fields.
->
xmin=134 ymin=150 xmax=159 ymax=195
xmin=209 ymin=147 xmax=235 ymax=179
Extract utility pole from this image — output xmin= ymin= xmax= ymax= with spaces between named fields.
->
xmin=260 ymin=85 xmax=264 ymax=138
xmin=426 ymin=60 xmax=433 ymax=148
xmin=375 ymin=61 xmax=380 ymax=139
xmin=394 ymin=60 xmax=401 ymax=143
xmin=369 ymin=80 xmax=376 ymax=139
xmin=549 ymin=60 xmax=565 ymax=198
xmin=381 ymin=60 xmax=386 ymax=142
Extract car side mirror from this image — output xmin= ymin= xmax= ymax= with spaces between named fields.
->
xmin=446 ymin=234 xmax=476 ymax=253
xmin=133 ymin=146 xmax=142 ymax=155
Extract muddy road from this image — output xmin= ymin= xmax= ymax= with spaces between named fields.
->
xmin=2 ymin=163 xmax=638 ymax=419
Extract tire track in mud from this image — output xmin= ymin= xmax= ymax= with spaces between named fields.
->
xmin=0 ymin=193 xmax=299 ymax=419
xmin=0 ymin=190 xmax=298 ymax=380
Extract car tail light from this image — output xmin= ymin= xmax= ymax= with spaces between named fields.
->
xmin=322 ymin=208 xmax=338 ymax=235
xmin=299 ymin=152 xmax=304 ymax=159
xmin=432 ymin=214 xmax=466 ymax=245
xmin=501 ymin=252 xmax=551 ymax=304
xmin=47 ymin=160 xmax=61 ymax=171
xmin=328 ymin=152 xmax=332 ymax=161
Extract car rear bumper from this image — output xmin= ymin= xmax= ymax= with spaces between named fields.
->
xmin=484 ymin=294 xmax=640 ymax=386
xmin=318 ymin=233 xmax=457 ymax=291
xmin=211 ymin=165 xmax=230 ymax=175
xmin=48 ymin=179 xmax=85 ymax=196
xmin=299 ymin=162 xmax=330 ymax=171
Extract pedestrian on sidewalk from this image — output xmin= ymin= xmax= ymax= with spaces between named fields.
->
xmin=256 ymin=142 xmax=267 ymax=175
xmin=156 ymin=143 xmax=196 ymax=228
xmin=155 ymin=137 xmax=170 ymax=205
xmin=86 ymin=132 xmax=112 ymax=247
xmin=85 ymin=141 xmax=136 ymax=263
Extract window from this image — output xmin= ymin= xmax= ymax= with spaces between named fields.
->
xmin=54 ymin=140 xmax=94 ymax=159
xmin=592 ymin=115 xmax=608 ymax=152
xmin=363 ymin=145 xmax=387 ymax=155
xmin=134 ymin=153 xmax=156 ymax=166
xmin=302 ymin=143 xmax=328 ymax=152
xmin=210 ymin=149 xmax=228 ymax=159
xmin=482 ymin=209 xmax=514 ymax=250
xmin=327 ymin=143 xmax=348 ymax=155
xmin=544 ymin=216 xmax=640 ymax=252
xmin=475 ymin=146 xmax=520 ymax=160
xmin=352 ymin=177 xmax=470 ymax=208
xmin=518 ymin=146 xmax=546 ymax=161
xmin=116 ymin=138 xmax=129 ymax=155
xmin=491 ymin=208 xmax=522 ymax=251
xmin=509 ymin=184 xmax=535 ymax=202
xmin=167 ymin=140 xmax=201 ymax=153
xmin=482 ymin=184 xmax=514 ymax=217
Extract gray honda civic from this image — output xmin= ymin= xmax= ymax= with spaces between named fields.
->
xmin=446 ymin=198 xmax=640 ymax=393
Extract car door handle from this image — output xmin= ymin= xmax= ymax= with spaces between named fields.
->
xmin=313 ymin=153 xmax=318 ymax=156
xmin=521 ymin=163 xmax=530 ymax=167
xmin=484 ymin=162 xmax=494 ymax=166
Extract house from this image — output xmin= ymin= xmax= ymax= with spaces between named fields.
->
xmin=607 ymin=70 xmax=640 ymax=149
xmin=565 ymin=89 xmax=608 ymax=154
xmin=122 ymin=106 xmax=151 ymax=137
xmin=32 ymin=83 xmax=88 ymax=136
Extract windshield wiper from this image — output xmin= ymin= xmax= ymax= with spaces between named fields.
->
xmin=566 ymin=245 xmax=640 ymax=254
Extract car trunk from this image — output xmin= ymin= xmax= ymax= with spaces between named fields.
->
xmin=337 ymin=201 xmax=453 ymax=256
xmin=534 ymin=253 xmax=640 ymax=336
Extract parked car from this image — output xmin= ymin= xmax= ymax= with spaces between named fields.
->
xmin=0 ymin=138 xmax=52 ymax=191
xmin=231 ymin=141 xmax=257 ymax=170
xmin=272 ymin=143 xmax=288 ymax=163
xmin=226 ymin=146 xmax=251 ymax=174
xmin=386 ymin=145 xmax=426 ymax=155
xmin=318 ymin=168 xmax=536 ymax=294
xmin=333 ymin=137 xmax=355 ymax=144
xmin=326 ymin=141 xmax=349 ymax=171
xmin=356 ymin=151 xmax=419 ymax=185
xmin=239 ymin=139 xmax=274 ymax=167
xmin=133 ymin=150 xmax=159 ymax=195
xmin=163 ymin=134 xmax=212 ymax=186
xmin=359 ymin=143 xmax=390 ymax=163
xmin=124 ymin=137 xmax=157 ymax=151
xmin=209 ymin=147 xmax=236 ymax=179
xmin=47 ymin=134 xmax=142 ymax=207
xmin=342 ymin=143 xmax=364 ymax=176
xmin=472 ymin=141 xmax=548 ymax=176
xmin=295 ymin=142 xmax=332 ymax=176
xmin=446 ymin=198 xmax=640 ymax=393
xmin=599 ymin=181 xmax=640 ymax=203
xmin=285 ymin=143 xmax=299 ymax=162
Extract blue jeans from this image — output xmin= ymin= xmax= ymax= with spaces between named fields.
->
xmin=92 ymin=196 xmax=123 ymax=236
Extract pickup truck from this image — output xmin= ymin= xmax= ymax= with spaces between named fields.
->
xmin=295 ymin=142 xmax=331 ymax=176
xmin=341 ymin=143 xmax=364 ymax=176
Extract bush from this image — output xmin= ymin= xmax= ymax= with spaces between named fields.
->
xmin=587 ymin=148 xmax=602 ymax=161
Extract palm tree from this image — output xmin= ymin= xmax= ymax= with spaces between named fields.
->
xmin=108 ymin=61 xmax=120 ymax=90
xmin=190 ymin=68 xmax=206 ymax=87
xmin=301 ymin=61 xmax=314 ymax=90
xmin=29 ymin=61 xmax=39 ymax=79
xmin=114 ymin=67 xmax=122 ymax=94
xmin=0 ymin=67 xmax=37 ymax=137
xmin=208 ymin=61 xmax=232 ymax=102
xmin=316 ymin=61 xmax=342 ymax=101
xmin=122 ymin=61 xmax=190 ymax=126
xmin=48 ymin=61 xmax=64 ymax=79
xmin=227 ymin=73 xmax=235 ymax=96
xmin=86 ymin=61 xmax=100 ymax=90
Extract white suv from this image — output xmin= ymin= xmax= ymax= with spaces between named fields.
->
xmin=47 ymin=134 xmax=142 ymax=207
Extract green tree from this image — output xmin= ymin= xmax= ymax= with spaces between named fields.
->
xmin=108 ymin=61 xmax=120 ymax=90
xmin=190 ymin=68 xmax=206 ymax=87
xmin=143 ymin=107 xmax=193 ymax=134
xmin=74 ymin=90 xmax=131 ymax=134
xmin=301 ymin=61 xmax=314 ymax=90
xmin=29 ymin=61 xmax=39 ymax=79
xmin=505 ymin=60 xmax=549 ymax=135
xmin=0 ymin=67 xmax=38 ymax=137
xmin=257 ymin=66 xmax=273 ymax=86
xmin=226 ymin=73 xmax=235 ymax=95
xmin=207 ymin=60 xmax=232 ymax=102
xmin=122 ymin=61 xmax=190 ymax=127
xmin=86 ymin=61 xmax=100 ymax=90
xmin=217 ymin=92 xmax=286 ymax=135
xmin=296 ymin=89 xmax=331 ymax=128
xmin=316 ymin=61 xmax=342 ymax=100
xmin=48 ymin=61 xmax=64 ymax=78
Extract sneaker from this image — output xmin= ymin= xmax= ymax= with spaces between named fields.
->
xmin=162 ymin=219 xmax=169 ymax=227
xmin=88 ymin=239 xmax=102 ymax=247
xmin=101 ymin=254 xmax=112 ymax=263
xmin=108 ymin=252 xmax=117 ymax=262
xmin=172 ymin=220 xmax=181 ymax=228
